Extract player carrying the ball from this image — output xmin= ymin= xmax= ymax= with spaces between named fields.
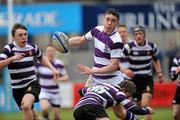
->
xmin=68 ymin=8 xmax=138 ymax=120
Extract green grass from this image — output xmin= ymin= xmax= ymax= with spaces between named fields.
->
xmin=0 ymin=108 xmax=172 ymax=120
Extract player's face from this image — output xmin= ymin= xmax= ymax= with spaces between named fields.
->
xmin=103 ymin=14 xmax=118 ymax=34
xmin=133 ymin=31 xmax=145 ymax=45
xmin=118 ymin=27 xmax=128 ymax=43
xmin=13 ymin=29 xmax=28 ymax=48
xmin=46 ymin=46 xmax=57 ymax=61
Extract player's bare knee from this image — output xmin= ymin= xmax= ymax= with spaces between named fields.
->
xmin=21 ymin=104 xmax=31 ymax=112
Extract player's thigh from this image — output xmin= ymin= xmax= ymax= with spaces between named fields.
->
xmin=21 ymin=93 xmax=35 ymax=107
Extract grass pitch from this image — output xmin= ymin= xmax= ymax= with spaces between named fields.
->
xmin=0 ymin=107 xmax=172 ymax=120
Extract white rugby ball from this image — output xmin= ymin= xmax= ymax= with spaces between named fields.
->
xmin=51 ymin=31 xmax=70 ymax=53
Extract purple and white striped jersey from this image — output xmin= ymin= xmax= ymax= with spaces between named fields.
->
xmin=120 ymin=39 xmax=132 ymax=79
xmin=170 ymin=56 xmax=180 ymax=87
xmin=123 ymin=40 xmax=158 ymax=76
xmin=0 ymin=42 xmax=42 ymax=89
xmin=36 ymin=59 xmax=67 ymax=93
xmin=75 ymin=83 xmax=134 ymax=109
xmin=85 ymin=26 xmax=124 ymax=85
xmin=75 ymin=83 xmax=150 ymax=116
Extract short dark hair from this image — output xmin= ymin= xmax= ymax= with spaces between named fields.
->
xmin=118 ymin=80 xmax=136 ymax=96
xmin=105 ymin=8 xmax=120 ymax=20
xmin=12 ymin=23 xmax=27 ymax=37
xmin=118 ymin=24 xmax=127 ymax=28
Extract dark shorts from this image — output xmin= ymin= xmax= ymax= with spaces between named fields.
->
xmin=12 ymin=81 xmax=41 ymax=110
xmin=73 ymin=104 xmax=108 ymax=120
xmin=172 ymin=86 xmax=180 ymax=104
xmin=131 ymin=75 xmax=154 ymax=102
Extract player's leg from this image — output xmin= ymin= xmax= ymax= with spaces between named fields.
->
xmin=21 ymin=93 xmax=35 ymax=120
xmin=40 ymin=99 xmax=51 ymax=120
xmin=172 ymin=86 xmax=180 ymax=120
xmin=21 ymin=81 xmax=40 ymax=120
xmin=172 ymin=104 xmax=180 ymax=120
xmin=52 ymin=107 xmax=61 ymax=120
xmin=141 ymin=77 xmax=154 ymax=120
xmin=51 ymin=92 xmax=62 ymax=120
xmin=32 ymin=109 xmax=42 ymax=120
xmin=141 ymin=93 xmax=152 ymax=120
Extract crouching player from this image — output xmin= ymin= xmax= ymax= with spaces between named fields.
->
xmin=73 ymin=80 xmax=154 ymax=120
xmin=170 ymin=55 xmax=180 ymax=120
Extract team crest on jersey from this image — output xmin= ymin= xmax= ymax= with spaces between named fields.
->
xmin=104 ymin=45 xmax=110 ymax=52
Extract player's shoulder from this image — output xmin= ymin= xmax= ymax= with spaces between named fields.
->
xmin=146 ymin=40 xmax=157 ymax=48
xmin=125 ymin=40 xmax=135 ymax=48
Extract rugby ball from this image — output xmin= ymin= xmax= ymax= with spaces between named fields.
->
xmin=51 ymin=31 xmax=70 ymax=53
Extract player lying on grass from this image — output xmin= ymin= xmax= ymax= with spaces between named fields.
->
xmin=73 ymin=80 xmax=154 ymax=120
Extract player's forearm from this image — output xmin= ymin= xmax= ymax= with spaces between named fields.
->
xmin=92 ymin=59 xmax=119 ymax=74
xmin=129 ymin=106 xmax=150 ymax=115
xmin=153 ymin=60 xmax=162 ymax=74
xmin=41 ymin=56 xmax=56 ymax=72
xmin=56 ymin=74 xmax=69 ymax=82
xmin=69 ymin=36 xmax=86 ymax=46
xmin=92 ymin=65 xmax=119 ymax=74
xmin=0 ymin=57 xmax=14 ymax=69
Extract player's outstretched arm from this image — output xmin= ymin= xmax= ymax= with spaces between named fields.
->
xmin=69 ymin=36 xmax=87 ymax=46
xmin=40 ymin=56 xmax=60 ymax=80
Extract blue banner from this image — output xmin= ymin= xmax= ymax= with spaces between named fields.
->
xmin=83 ymin=3 xmax=180 ymax=32
xmin=0 ymin=3 xmax=82 ymax=35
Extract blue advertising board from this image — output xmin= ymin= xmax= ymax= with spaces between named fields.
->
xmin=0 ymin=3 xmax=82 ymax=35
xmin=83 ymin=3 xmax=180 ymax=32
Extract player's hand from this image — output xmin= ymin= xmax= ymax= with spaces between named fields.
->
xmin=121 ymin=68 xmax=135 ymax=78
xmin=77 ymin=64 xmax=92 ymax=75
xmin=52 ymin=69 xmax=60 ymax=80
xmin=146 ymin=107 xmax=155 ymax=115
xmin=12 ymin=53 xmax=25 ymax=61
xmin=157 ymin=72 xmax=164 ymax=83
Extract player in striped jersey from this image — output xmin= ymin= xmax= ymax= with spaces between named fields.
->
xmin=0 ymin=23 xmax=59 ymax=120
xmin=69 ymin=8 xmax=124 ymax=85
xmin=170 ymin=55 xmax=180 ymax=120
xmin=73 ymin=80 xmax=154 ymax=120
xmin=117 ymin=24 xmax=134 ymax=80
xmin=122 ymin=25 xmax=164 ymax=120
xmin=36 ymin=45 xmax=69 ymax=120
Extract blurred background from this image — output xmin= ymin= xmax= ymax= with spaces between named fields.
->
xmin=0 ymin=0 xmax=179 ymax=119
